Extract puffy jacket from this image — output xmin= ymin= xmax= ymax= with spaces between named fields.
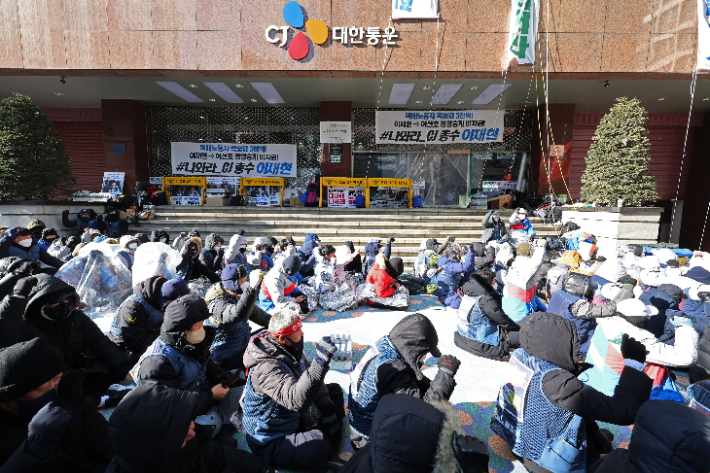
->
xmin=480 ymin=211 xmax=509 ymax=243
xmin=259 ymin=259 xmax=301 ymax=312
xmin=472 ymin=242 xmax=496 ymax=270
xmin=436 ymin=252 xmax=475 ymax=308
xmin=0 ymin=236 xmax=63 ymax=269
xmin=490 ymin=312 xmax=652 ymax=473
xmin=205 ymin=281 xmax=269 ymax=363
xmin=365 ymin=265 xmax=396 ymax=298
xmin=176 ymin=251 xmax=219 ymax=283
xmin=0 ymin=369 xmax=111 ymax=473
xmin=502 ymin=249 xmax=548 ymax=322
xmin=0 ymin=257 xmax=38 ymax=301
xmin=62 ymin=209 xmax=105 ymax=236
xmin=638 ymin=285 xmax=679 ymax=337
xmin=593 ymin=400 xmax=710 ymax=473
xmin=223 ymin=234 xmax=248 ymax=267
xmin=0 ymin=275 xmax=128 ymax=377
xmin=348 ymin=314 xmax=455 ymax=441
xmin=135 ymin=294 xmax=223 ymax=412
xmin=546 ymin=290 xmax=596 ymax=354
xmin=108 ymin=276 xmax=166 ymax=354
xmin=313 ymin=247 xmax=336 ymax=292
xmin=106 ymin=384 xmax=265 ymax=473
xmin=296 ymin=234 xmax=320 ymax=274
xmin=455 ymin=275 xmax=519 ymax=360
xmin=242 ymin=334 xmax=333 ymax=446
xmin=198 ymin=233 xmax=224 ymax=273
xmin=508 ymin=214 xmax=536 ymax=237
xmin=363 ymin=241 xmax=391 ymax=276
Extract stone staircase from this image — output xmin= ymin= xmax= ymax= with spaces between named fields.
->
xmin=130 ymin=206 xmax=563 ymax=271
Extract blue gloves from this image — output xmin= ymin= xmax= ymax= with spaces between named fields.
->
xmin=314 ymin=336 xmax=337 ymax=367
xmin=26 ymin=402 xmax=73 ymax=459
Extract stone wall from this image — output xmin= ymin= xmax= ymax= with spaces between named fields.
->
xmin=0 ymin=203 xmax=107 ymax=237
xmin=561 ymin=207 xmax=663 ymax=258
xmin=0 ymin=0 xmax=698 ymax=75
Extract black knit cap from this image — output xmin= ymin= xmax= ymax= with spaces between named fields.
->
xmin=0 ymin=338 xmax=65 ymax=402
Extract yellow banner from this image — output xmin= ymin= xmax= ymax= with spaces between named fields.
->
xmin=367 ymin=178 xmax=411 ymax=188
xmin=242 ymin=177 xmax=284 ymax=187
xmin=163 ymin=177 xmax=206 ymax=187
xmin=321 ymin=177 xmax=366 ymax=187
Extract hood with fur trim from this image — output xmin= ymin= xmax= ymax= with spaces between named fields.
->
xmin=358 ymin=394 xmax=463 ymax=473
xmin=224 ymin=234 xmax=248 ymax=262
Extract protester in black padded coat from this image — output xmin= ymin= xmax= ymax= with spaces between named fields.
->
xmin=454 ymin=273 xmax=520 ymax=361
xmin=471 ymin=242 xmax=496 ymax=271
xmin=106 ymin=384 xmax=269 ymax=473
xmin=343 ymin=241 xmax=363 ymax=274
xmin=0 ymin=257 xmax=39 ymax=301
xmin=0 ymin=275 xmax=130 ymax=399
xmin=199 ymin=233 xmax=225 ymax=275
xmin=0 ymin=339 xmax=113 ymax=473
xmin=176 ymin=239 xmax=220 ymax=283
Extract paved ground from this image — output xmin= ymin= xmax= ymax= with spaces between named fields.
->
xmin=96 ymin=293 xmax=687 ymax=472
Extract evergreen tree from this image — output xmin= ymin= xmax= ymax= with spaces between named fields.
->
xmin=580 ymin=97 xmax=659 ymax=206
xmin=0 ymin=95 xmax=76 ymax=200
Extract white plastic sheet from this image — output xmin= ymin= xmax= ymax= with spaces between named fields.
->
xmin=131 ymin=243 xmax=183 ymax=287
xmin=55 ymin=244 xmax=133 ymax=320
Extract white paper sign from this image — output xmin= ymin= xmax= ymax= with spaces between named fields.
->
xmin=170 ymin=142 xmax=297 ymax=178
xmin=102 ymin=172 xmax=125 ymax=195
xmin=698 ymin=0 xmax=710 ymax=70
xmin=504 ymin=0 xmax=540 ymax=67
xmin=320 ymin=122 xmax=352 ymax=143
xmin=392 ymin=0 xmax=438 ymax=19
xmin=376 ymin=110 xmax=504 ymax=144
xmin=149 ymin=177 xmax=163 ymax=186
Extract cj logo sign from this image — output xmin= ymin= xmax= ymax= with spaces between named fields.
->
xmin=265 ymin=1 xmax=399 ymax=60
xmin=264 ymin=1 xmax=328 ymax=60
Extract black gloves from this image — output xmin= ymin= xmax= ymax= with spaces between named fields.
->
xmin=465 ymin=243 xmax=475 ymax=254
xmin=220 ymin=371 xmax=245 ymax=388
xmin=620 ymin=334 xmax=647 ymax=364
xmin=13 ymin=276 xmax=38 ymax=298
xmin=452 ymin=431 xmax=490 ymax=473
xmin=25 ymin=402 xmax=73 ymax=459
xmin=387 ymin=237 xmax=395 ymax=244
xmin=62 ymin=210 xmax=69 ymax=216
xmin=438 ymin=355 xmax=461 ymax=376
xmin=447 ymin=236 xmax=455 ymax=243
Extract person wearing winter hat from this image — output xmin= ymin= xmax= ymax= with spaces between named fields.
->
xmin=205 ymin=264 xmax=271 ymax=371
xmin=508 ymin=207 xmax=536 ymax=244
xmin=37 ymin=228 xmax=58 ymax=252
xmin=343 ymin=240 xmax=364 ymax=274
xmin=481 ymin=209 xmax=509 ymax=243
xmin=26 ymin=220 xmax=46 ymax=244
xmin=591 ymin=400 xmax=710 ymax=473
xmin=103 ymin=206 xmax=128 ymax=238
xmin=223 ymin=232 xmax=249 ymax=268
xmin=362 ymin=253 xmax=409 ymax=310
xmin=247 ymin=237 xmax=273 ymax=273
xmin=242 ymin=309 xmax=343 ymax=470
xmin=199 ymin=233 xmax=225 ymax=275
xmin=149 ymin=229 xmax=170 ymax=244
xmin=108 ymin=277 xmax=190 ymax=363
xmin=62 ymin=209 xmax=105 ymax=237
xmin=0 ymin=227 xmax=64 ymax=274
xmin=341 ymin=394 xmax=489 ymax=473
xmin=134 ymin=294 xmax=239 ymax=441
xmin=0 ymin=275 xmax=131 ymax=400
xmin=0 ymin=338 xmax=114 ymax=472
xmin=176 ymin=238 xmax=220 ymax=283
xmin=501 ymin=239 xmax=549 ymax=322
xmin=436 ymin=242 xmax=476 ymax=309
xmin=362 ymin=237 xmax=394 ymax=277
xmin=491 ymin=312 xmax=652 ymax=473
xmin=258 ymin=255 xmax=307 ymax=314
xmin=349 ymin=313 xmax=459 ymax=450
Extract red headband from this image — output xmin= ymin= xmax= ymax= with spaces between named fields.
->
xmin=270 ymin=319 xmax=302 ymax=338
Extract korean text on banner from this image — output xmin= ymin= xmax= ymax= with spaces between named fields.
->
xmin=698 ymin=0 xmax=710 ymax=70
xmin=375 ymin=110 xmax=504 ymax=144
xmin=328 ymin=188 xmax=363 ymax=208
xmin=392 ymin=0 xmax=438 ymax=19
xmin=170 ymin=142 xmax=297 ymax=178
xmin=504 ymin=0 xmax=540 ymax=67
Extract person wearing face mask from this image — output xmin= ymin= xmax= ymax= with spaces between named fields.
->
xmin=62 ymin=209 xmax=105 ymax=237
xmin=481 ymin=210 xmax=509 ymax=243
xmin=37 ymin=228 xmax=59 ymax=251
xmin=296 ymin=233 xmax=321 ymax=277
xmin=205 ymin=265 xmax=271 ymax=371
xmin=103 ymin=206 xmax=129 ymax=238
xmin=348 ymin=313 xmax=459 ymax=450
xmin=508 ymin=207 xmax=536 ymax=245
xmin=134 ymin=294 xmax=238 ymax=440
xmin=247 ymin=237 xmax=273 ymax=273
xmin=0 ymin=227 xmax=64 ymax=274
xmin=258 ymin=255 xmax=308 ymax=314
xmin=46 ymin=235 xmax=81 ymax=262
xmin=0 ymin=275 xmax=130 ymax=400
xmin=149 ymin=229 xmax=170 ymax=244
xmin=242 ymin=309 xmax=343 ymax=471
xmin=0 ymin=338 xmax=114 ymax=473
xmin=107 ymin=384 xmax=270 ymax=473
xmin=108 ymin=277 xmax=190 ymax=363
xmin=223 ymin=232 xmax=249 ymax=269
xmin=199 ymin=233 xmax=225 ymax=275
xmin=176 ymin=239 xmax=220 ymax=283
xmin=26 ymin=220 xmax=46 ymax=245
